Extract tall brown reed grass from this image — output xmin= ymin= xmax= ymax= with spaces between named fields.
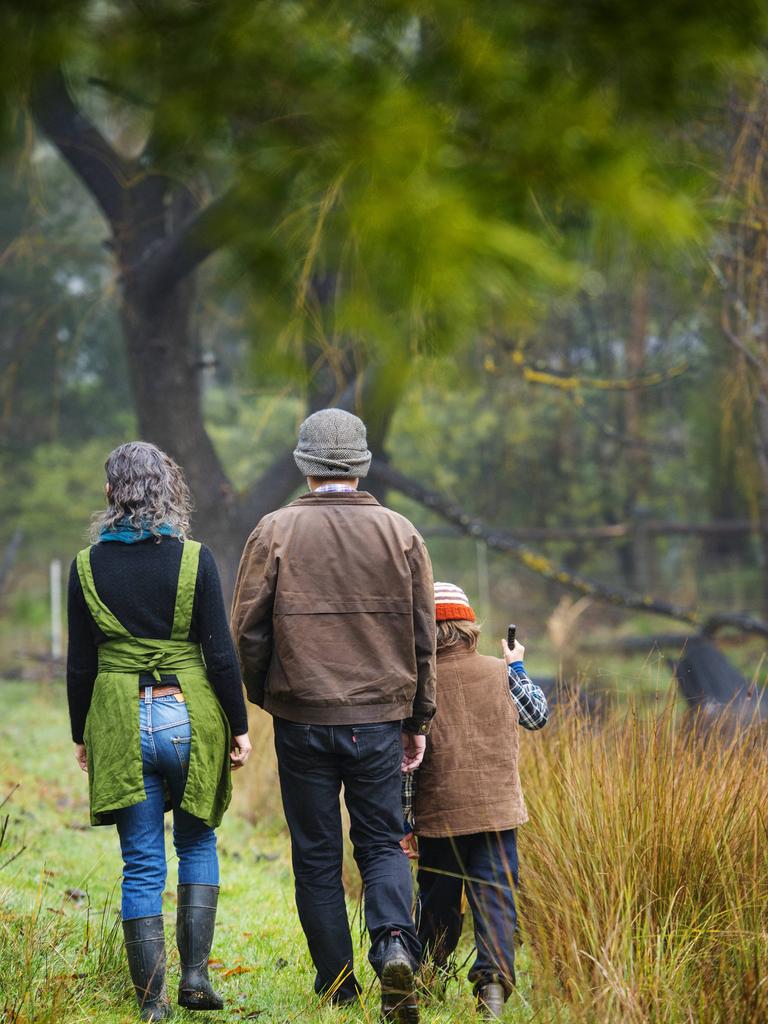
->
xmin=235 ymin=708 xmax=284 ymax=825
xmin=521 ymin=696 xmax=768 ymax=1023
xmin=241 ymin=695 xmax=768 ymax=1021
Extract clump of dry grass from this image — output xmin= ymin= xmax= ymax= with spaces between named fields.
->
xmin=235 ymin=707 xmax=284 ymax=825
xmin=521 ymin=694 xmax=768 ymax=1023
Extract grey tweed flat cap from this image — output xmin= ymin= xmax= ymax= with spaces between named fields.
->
xmin=293 ymin=408 xmax=372 ymax=479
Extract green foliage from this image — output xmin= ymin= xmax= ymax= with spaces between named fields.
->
xmin=24 ymin=0 xmax=765 ymax=357
xmin=0 ymin=150 xmax=130 ymax=455
xmin=203 ymin=386 xmax=304 ymax=495
xmin=0 ymin=2 xmax=87 ymax=147
xmin=2 ymin=0 xmax=765 ymax=638
xmin=0 ymin=438 xmax=130 ymax=568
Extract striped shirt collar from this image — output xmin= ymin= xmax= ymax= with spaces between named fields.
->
xmin=313 ymin=482 xmax=358 ymax=494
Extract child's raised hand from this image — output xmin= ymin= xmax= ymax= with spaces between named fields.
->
xmin=501 ymin=637 xmax=525 ymax=665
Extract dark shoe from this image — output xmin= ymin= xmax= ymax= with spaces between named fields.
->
xmin=476 ymin=981 xmax=506 ymax=1019
xmin=176 ymin=884 xmax=224 ymax=1011
xmin=122 ymin=916 xmax=172 ymax=1022
xmin=380 ymin=933 xmax=419 ymax=1024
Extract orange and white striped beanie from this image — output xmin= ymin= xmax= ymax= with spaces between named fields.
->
xmin=434 ymin=581 xmax=476 ymax=622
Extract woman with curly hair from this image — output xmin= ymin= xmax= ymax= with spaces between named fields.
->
xmin=67 ymin=441 xmax=251 ymax=1021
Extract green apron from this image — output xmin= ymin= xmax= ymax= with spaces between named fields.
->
xmin=77 ymin=540 xmax=232 ymax=828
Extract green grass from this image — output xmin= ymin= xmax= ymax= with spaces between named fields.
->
xmin=0 ymin=680 xmax=532 ymax=1023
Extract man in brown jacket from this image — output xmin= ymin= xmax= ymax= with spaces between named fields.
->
xmin=231 ymin=408 xmax=436 ymax=1023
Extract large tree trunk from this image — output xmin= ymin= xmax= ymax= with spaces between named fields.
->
xmin=120 ymin=282 xmax=245 ymax=582
xmin=31 ymin=72 xmax=308 ymax=595
xmin=31 ymin=71 xmax=418 ymax=599
xmin=113 ymin=180 xmax=290 ymax=592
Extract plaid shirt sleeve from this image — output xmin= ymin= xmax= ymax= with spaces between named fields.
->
xmin=508 ymin=662 xmax=549 ymax=730
xmin=401 ymin=771 xmax=415 ymax=830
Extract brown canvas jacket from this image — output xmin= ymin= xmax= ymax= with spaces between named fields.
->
xmin=231 ymin=491 xmax=436 ymax=730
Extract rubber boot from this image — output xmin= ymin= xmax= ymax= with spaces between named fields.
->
xmin=380 ymin=931 xmax=419 ymax=1024
xmin=176 ymin=884 xmax=224 ymax=1010
xmin=476 ymin=981 xmax=507 ymax=1019
xmin=122 ymin=916 xmax=172 ymax=1022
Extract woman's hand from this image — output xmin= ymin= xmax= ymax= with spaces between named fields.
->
xmin=501 ymin=637 xmax=526 ymax=665
xmin=230 ymin=733 xmax=252 ymax=770
xmin=74 ymin=743 xmax=88 ymax=773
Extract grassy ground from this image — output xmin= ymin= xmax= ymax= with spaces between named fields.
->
xmin=0 ymin=680 xmax=529 ymax=1024
xmin=5 ymin=674 xmax=768 ymax=1024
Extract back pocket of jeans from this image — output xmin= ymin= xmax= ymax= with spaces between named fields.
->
xmin=352 ymin=724 xmax=401 ymax=769
xmin=172 ymin=735 xmax=191 ymax=772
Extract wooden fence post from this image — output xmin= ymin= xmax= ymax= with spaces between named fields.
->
xmin=50 ymin=559 xmax=62 ymax=661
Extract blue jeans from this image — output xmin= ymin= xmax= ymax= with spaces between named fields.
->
xmin=416 ymin=829 xmax=519 ymax=994
xmin=113 ymin=690 xmax=219 ymax=920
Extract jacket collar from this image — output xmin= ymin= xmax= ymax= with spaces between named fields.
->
xmin=437 ymin=644 xmax=478 ymax=661
xmin=291 ymin=490 xmax=381 ymax=507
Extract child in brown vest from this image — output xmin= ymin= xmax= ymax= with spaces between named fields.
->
xmin=408 ymin=582 xmax=548 ymax=1019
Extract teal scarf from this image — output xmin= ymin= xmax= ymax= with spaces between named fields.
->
xmin=99 ymin=518 xmax=181 ymax=544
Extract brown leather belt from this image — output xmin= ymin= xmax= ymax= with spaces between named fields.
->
xmin=138 ymin=684 xmax=184 ymax=699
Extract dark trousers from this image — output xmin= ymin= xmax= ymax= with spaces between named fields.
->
xmin=274 ymin=718 xmax=420 ymax=1000
xmin=416 ymin=829 xmax=519 ymax=994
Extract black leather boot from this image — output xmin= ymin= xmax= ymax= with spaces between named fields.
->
xmin=380 ymin=932 xmax=419 ymax=1024
xmin=122 ymin=916 xmax=172 ymax=1022
xmin=176 ymin=884 xmax=224 ymax=1010
xmin=476 ymin=980 xmax=507 ymax=1019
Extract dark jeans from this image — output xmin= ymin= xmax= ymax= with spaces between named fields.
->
xmin=274 ymin=718 xmax=420 ymax=1000
xmin=416 ymin=829 xmax=519 ymax=995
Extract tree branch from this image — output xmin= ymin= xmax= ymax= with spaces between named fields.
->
xmin=127 ymin=188 xmax=236 ymax=297
xmin=720 ymin=314 xmax=768 ymax=386
xmin=420 ymin=518 xmax=754 ymax=542
xmin=31 ymin=67 xmax=132 ymax=227
xmin=369 ymin=462 xmax=768 ymax=639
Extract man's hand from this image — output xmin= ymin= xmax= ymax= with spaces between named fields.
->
xmin=401 ymin=732 xmax=426 ymax=773
xmin=74 ymin=743 xmax=88 ymax=773
xmin=230 ymin=733 xmax=252 ymax=770
xmin=501 ymin=637 xmax=525 ymax=666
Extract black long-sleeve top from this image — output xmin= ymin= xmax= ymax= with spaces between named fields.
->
xmin=66 ymin=536 xmax=249 ymax=743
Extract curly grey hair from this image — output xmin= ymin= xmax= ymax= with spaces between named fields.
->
xmin=90 ymin=441 xmax=193 ymax=541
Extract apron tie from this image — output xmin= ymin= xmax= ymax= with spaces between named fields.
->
xmin=144 ymin=649 xmax=165 ymax=682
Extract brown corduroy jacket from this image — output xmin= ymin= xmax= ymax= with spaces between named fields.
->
xmin=230 ymin=491 xmax=437 ymax=731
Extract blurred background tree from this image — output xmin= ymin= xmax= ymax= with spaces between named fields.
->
xmin=2 ymin=0 xmax=768 ymax=669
